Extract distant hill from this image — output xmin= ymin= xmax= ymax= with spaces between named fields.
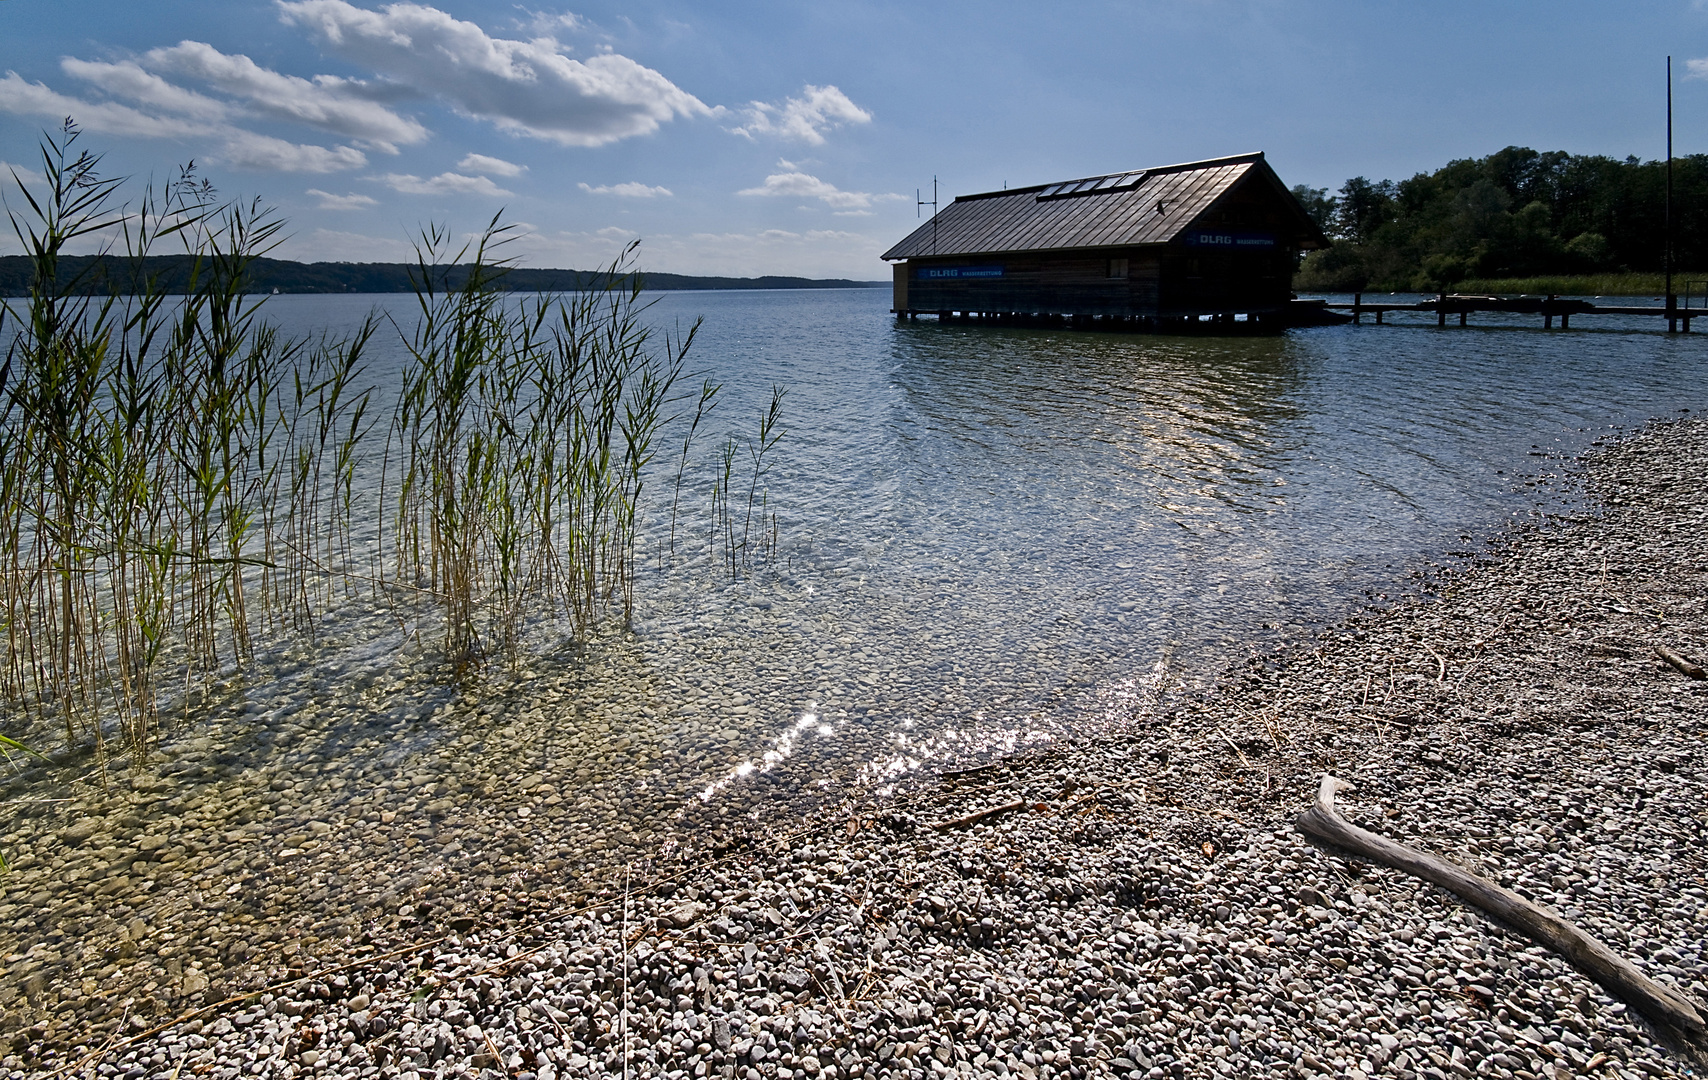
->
xmin=0 ymin=254 xmax=887 ymax=297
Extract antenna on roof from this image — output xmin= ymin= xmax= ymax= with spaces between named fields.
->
xmin=917 ymin=176 xmax=938 ymax=255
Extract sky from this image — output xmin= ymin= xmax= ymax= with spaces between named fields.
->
xmin=5 ymin=1 xmax=1708 ymax=278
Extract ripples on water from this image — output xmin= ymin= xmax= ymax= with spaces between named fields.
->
xmin=5 ymin=288 xmax=1707 ymax=1017
xmin=240 ymin=289 xmax=1708 ymax=815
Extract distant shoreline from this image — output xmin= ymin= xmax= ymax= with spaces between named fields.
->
xmin=0 ymin=253 xmax=887 ymax=298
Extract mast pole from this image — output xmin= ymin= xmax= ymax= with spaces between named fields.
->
xmin=1667 ymin=56 xmax=1677 ymax=331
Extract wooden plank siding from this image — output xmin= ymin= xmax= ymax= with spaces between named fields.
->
xmin=904 ymin=250 xmax=1164 ymax=316
xmin=884 ymin=152 xmax=1328 ymax=322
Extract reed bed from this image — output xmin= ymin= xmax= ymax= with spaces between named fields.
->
xmin=384 ymin=219 xmax=701 ymax=669
xmin=0 ymin=124 xmax=783 ymax=772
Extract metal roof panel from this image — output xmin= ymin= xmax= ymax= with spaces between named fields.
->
xmin=881 ymin=155 xmax=1282 ymax=260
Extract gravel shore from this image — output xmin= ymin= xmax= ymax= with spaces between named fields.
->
xmin=23 ymin=414 xmax=1708 ymax=1080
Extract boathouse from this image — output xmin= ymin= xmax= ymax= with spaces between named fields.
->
xmin=882 ymin=152 xmax=1329 ymax=329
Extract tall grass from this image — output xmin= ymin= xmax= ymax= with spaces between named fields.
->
xmin=386 ymin=219 xmax=700 ymax=669
xmin=0 ymin=124 xmax=383 ymax=768
xmin=0 ymin=124 xmax=776 ymax=771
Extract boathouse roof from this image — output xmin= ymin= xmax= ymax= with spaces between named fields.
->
xmin=880 ymin=152 xmax=1328 ymax=261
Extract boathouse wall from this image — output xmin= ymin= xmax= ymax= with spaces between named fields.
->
xmin=882 ymin=152 xmax=1327 ymax=323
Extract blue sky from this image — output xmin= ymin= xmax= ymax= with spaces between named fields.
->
xmin=5 ymin=1 xmax=1708 ymax=278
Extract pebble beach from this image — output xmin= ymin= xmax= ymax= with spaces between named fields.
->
xmin=11 ymin=412 xmax=1708 ymax=1080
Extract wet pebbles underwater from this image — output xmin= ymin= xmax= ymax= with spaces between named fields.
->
xmin=12 ymin=412 xmax=1706 ymax=1078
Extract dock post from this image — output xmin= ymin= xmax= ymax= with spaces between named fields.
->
xmin=1667 ymin=293 xmax=1679 ymax=333
xmin=1545 ymin=294 xmax=1555 ymax=329
xmin=1459 ymin=311 xmax=1467 ymax=326
xmin=1375 ymin=309 xmax=1384 ymax=325
xmin=1561 ymin=313 xmax=1570 ymax=329
xmin=1352 ymin=292 xmax=1362 ymax=324
xmin=1437 ymin=292 xmax=1446 ymax=328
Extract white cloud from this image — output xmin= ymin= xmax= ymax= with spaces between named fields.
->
xmin=222 ymin=130 xmax=367 ymax=172
xmin=1687 ymin=57 xmax=1708 ymax=80
xmin=729 ymin=84 xmax=870 ymax=145
xmin=380 ymin=171 xmax=511 ymax=196
xmin=278 ymin=0 xmax=715 ymax=146
xmin=0 ymin=71 xmax=212 ymax=141
xmin=306 ymin=187 xmax=378 ymax=209
xmin=0 ymin=72 xmax=367 ymax=173
xmin=736 ymin=170 xmax=899 ymax=210
xmin=62 ymin=58 xmax=231 ymax=123
xmin=521 ymin=11 xmax=587 ymax=37
xmin=578 ymin=181 xmax=672 ymax=198
xmin=458 ymin=152 xmax=526 ymax=176
xmin=1 ymin=161 xmax=49 ymax=188
xmin=143 ymin=41 xmax=427 ymax=152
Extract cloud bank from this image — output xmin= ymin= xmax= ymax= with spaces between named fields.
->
xmin=1 ymin=2 xmax=717 ymax=176
xmin=142 ymin=41 xmax=427 ymax=151
xmin=277 ymin=0 xmax=715 ymax=146
xmin=0 ymin=70 xmax=369 ymax=172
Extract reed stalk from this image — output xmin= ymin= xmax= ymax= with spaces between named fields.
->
xmin=0 ymin=124 xmax=765 ymax=780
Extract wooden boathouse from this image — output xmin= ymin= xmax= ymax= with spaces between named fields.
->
xmin=882 ymin=152 xmax=1330 ymax=330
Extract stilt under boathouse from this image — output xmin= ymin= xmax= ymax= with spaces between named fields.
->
xmin=882 ymin=152 xmax=1331 ymax=332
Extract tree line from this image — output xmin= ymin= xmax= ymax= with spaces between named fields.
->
xmin=1291 ymin=146 xmax=1708 ymax=291
xmin=0 ymin=253 xmax=884 ymax=297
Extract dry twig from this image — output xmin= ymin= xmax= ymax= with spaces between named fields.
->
xmin=1655 ymin=645 xmax=1706 ymax=680
xmin=928 ymin=800 xmax=1027 ymax=830
xmin=1297 ymin=775 xmax=1705 ymax=1044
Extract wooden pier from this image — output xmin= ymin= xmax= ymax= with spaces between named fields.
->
xmin=1327 ymin=292 xmax=1699 ymax=331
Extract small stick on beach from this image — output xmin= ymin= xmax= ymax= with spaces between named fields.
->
xmin=929 ymin=800 xmax=1027 ymax=830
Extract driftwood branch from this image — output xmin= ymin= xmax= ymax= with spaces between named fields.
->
xmin=1656 ymin=645 xmax=1707 ymax=680
xmin=1297 ymin=775 xmax=1704 ymax=1042
xmin=929 ymin=800 xmax=1026 ymax=831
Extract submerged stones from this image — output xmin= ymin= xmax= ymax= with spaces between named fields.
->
xmin=5 ymin=408 xmax=1708 ymax=1078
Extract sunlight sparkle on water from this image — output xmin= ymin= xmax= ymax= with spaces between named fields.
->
xmin=698 ymin=706 xmax=831 ymax=803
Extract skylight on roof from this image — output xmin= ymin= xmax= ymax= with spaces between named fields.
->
xmin=1035 ymin=172 xmax=1143 ymax=201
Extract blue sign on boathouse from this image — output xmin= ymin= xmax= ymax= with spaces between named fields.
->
xmin=918 ymin=265 xmax=1005 ymax=280
xmin=1182 ymin=230 xmax=1276 ymax=249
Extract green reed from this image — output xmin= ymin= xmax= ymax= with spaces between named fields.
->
xmin=1 ymin=125 xmax=743 ymax=771
xmin=703 ymin=387 xmax=788 ymax=580
xmin=385 ymin=221 xmax=703 ymax=669
xmin=0 ymin=123 xmax=382 ymax=767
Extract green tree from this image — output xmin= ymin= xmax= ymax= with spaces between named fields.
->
xmin=1289 ymin=184 xmax=1337 ymax=232
xmin=1294 ymin=145 xmax=1708 ymax=290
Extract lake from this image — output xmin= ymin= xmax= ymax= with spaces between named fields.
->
xmin=6 ymin=286 xmax=1708 ymax=1020
xmin=249 ymin=287 xmax=1708 ymax=810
